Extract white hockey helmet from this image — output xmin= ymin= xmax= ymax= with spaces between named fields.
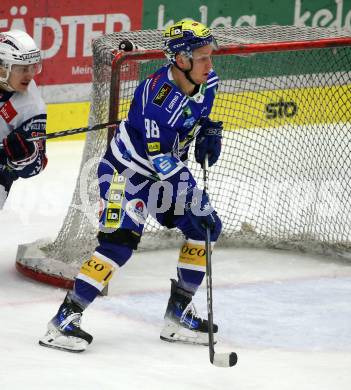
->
xmin=0 ymin=29 xmax=42 ymax=86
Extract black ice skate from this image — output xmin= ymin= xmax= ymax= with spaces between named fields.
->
xmin=39 ymin=293 xmax=93 ymax=353
xmin=160 ymin=279 xmax=218 ymax=346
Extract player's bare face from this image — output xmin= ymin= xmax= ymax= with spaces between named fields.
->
xmin=8 ymin=63 xmax=41 ymax=92
xmin=189 ymin=45 xmax=214 ymax=84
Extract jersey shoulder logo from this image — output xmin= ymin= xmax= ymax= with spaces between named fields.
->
xmin=153 ymin=83 xmax=172 ymax=107
xmin=0 ymin=101 xmax=17 ymax=123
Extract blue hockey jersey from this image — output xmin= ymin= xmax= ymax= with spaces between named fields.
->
xmin=111 ymin=64 xmax=219 ymax=181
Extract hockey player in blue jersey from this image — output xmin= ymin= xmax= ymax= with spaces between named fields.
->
xmin=40 ymin=20 xmax=223 ymax=352
xmin=0 ymin=30 xmax=47 ymax=209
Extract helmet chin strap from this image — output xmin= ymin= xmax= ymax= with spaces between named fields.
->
xmin=175 ymin=58 xmax=199 ymax=86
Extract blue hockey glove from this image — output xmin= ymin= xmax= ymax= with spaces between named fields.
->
xmin=195 ymin=119 xmax=223 ymax=167
xmin=183 ymin=187 xmax=222 ymax=241
xmin=3 ymin=131 xmax=35 ymax=162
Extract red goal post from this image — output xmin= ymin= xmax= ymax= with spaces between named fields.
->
xmin=16 ymin=25 xmax=351 ymax=288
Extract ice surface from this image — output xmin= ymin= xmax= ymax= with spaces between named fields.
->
xmin=1 ymin=141 xmax=351 ymax=390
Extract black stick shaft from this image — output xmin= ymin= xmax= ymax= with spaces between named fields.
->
xmin=0 ymin=120 xmax=120 ymax=147
xmin=206 ymin=226 xmax=215 ymax=362
xmin=203 ymin=155 xmax=215 ymax=363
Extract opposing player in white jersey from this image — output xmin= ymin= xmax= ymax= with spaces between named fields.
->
xmin=0 ymin=30 xmax=47 ymax=209
xmin=40 ymin=20 xmax=223 ymax=352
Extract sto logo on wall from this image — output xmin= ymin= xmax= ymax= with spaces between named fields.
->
xmin=0 ymin=1 xmax=143 ymax=85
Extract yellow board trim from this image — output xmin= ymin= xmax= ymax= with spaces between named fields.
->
xmin=210 ymin=84 xmax=351 ymax=130
xmin=45 ymin=84 xmax=351 ymax=144
xmin=46 ymin=101 xmax=90 ymax=141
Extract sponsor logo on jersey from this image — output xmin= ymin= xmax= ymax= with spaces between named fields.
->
xmin=153 ymin=155 xmax=178 ymax=175
xmin=153 ymin=83 xmax=172 ymax=107
xmin=182 ymin=106 xmax=192 ymax=118
xmin=109 ymin=188 xmax=123 ymax=203
xmin=30 ymin=131 xmax=46 ymax=150
xmin=166 ymin=92 xmax=181 ymax=113
xmin=150 ymin=73 xmax=162 ymax=90
xmin=106 ymin=207 xmax=121 ymax=223
xmin=126 ymin=199 xmax=147 ymax=224
xmin=147 ymin=142 xmax=160 ymax=152
xmin=183 ymin=117 xmax=196 ymax=128
xmin=0 ymin=101 xmax=17 ymax=123
xmin=112 ymin=173 xmax=126 ymax=184
xmin=103 ymin=170 xmax=125 ymax=228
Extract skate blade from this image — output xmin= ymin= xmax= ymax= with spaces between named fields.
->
xmin=39 ymin=340 xmax=86 ymax=353
xmin=160 ymin=322 xmax=216 ymax=346
xmin=160 ymin=335 xmax=214 ymax=346
xmin=39 ymin=329 xmax=89 ymax=353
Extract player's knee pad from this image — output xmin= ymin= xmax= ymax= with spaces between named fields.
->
xmin=95 ymin=240 xmax=133 ymax=267
xmin=97 ymin=229 xmax=139 ymax=266
xmin=76 ymin=252 xmax=117 ymax=292
xmin=97 ymin=228 xmax=141 ymax=250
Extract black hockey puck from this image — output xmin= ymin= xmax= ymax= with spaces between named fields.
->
xmin=118 ymin=39 xmax=135 ymax=52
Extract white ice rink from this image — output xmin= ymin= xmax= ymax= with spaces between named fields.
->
xmin=1 ymin=141 xmax=351 ymax=390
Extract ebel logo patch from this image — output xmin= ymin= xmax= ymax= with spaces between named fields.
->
xmin=153 ymin=83 xmax=172 ymax=107
xmin=0 ymin=101 xmax=17 ymax=123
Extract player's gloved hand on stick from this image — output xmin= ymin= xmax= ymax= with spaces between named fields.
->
xmin=3 ymin=131 xmax=36 ymax=162
xmin=184 ymin=187 xmax=222 ymax=240
xmin=195 ymin=118 xmax=223 ymax=167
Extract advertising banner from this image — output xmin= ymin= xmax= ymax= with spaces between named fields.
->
xmin=2 ymin=1 xmax=351 ymax=92
xmin=143 ymin=0 xmax=351 ymax=31
xmin=0 ymin=1 xmax=143 ymax=86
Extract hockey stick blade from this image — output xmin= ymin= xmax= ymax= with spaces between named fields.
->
xmin=212 ymin=352 xmax=238 ymax=367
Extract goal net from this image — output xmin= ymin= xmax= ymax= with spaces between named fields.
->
xmin=16 ymin=25 xmax=351 ymax=288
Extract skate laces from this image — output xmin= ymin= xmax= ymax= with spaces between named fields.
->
xmin=59 ymin=312 xmax=82 ymax=331
xmin=180 ymin=302 xmax=201 ymax=328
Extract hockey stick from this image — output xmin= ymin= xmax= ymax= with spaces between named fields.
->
xmin=0 ymin=121 xmax=120 ymax=147
xmin=203 ymin=155 xmax=238 ymax=368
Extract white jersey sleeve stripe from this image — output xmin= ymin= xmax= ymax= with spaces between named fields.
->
xmin=169 ymin=97 xmax=189 ymax=127
xmin=119 ymin=121 xmax=153 ymax=169
xmin=142 ymin=78 xmax=151 ymax=115
xmin=207 ymin=75 xmax=219 ymax=83
xmin=169 ymin=99 xmax=188 ymax=127
xmin=167 ymin=96 xmax=188 ymax=126
xmin=206 ymin=81 xmax=219 ymax=89
xmin=111 ymin=140 xmax=156 ymax=179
